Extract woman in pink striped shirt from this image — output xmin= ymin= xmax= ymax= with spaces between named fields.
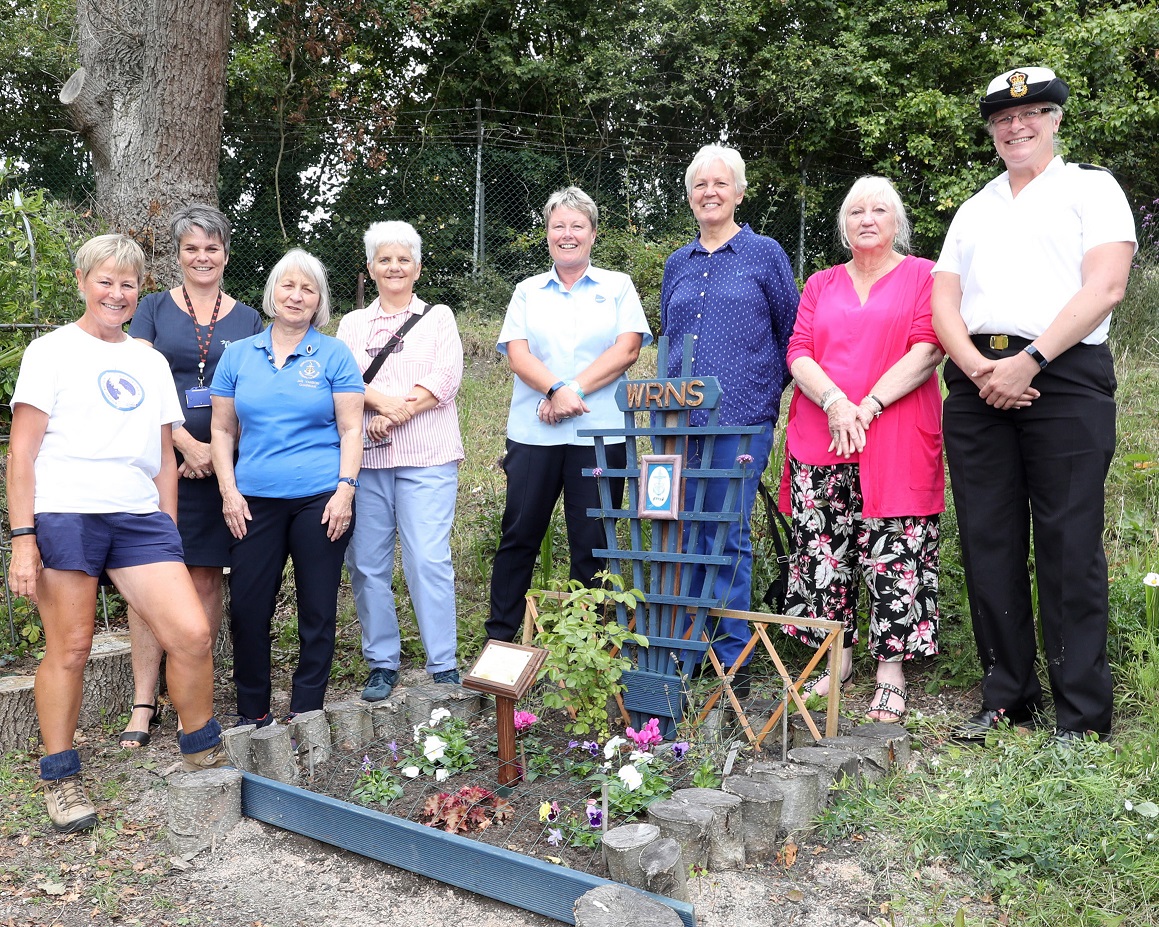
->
xmin=336 ymin=221 xmax=465 ymax=702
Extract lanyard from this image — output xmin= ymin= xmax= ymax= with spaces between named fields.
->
xmin=181 ymin=286 xmax=223 ymax=387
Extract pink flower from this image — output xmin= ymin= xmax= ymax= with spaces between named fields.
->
xmin=513 ymin=710 xmax=539 ymax=732
xmin=591 ymin=467 xmax=604 ymax=477
xmin=625 ymin=717 xmax=663 ymax=748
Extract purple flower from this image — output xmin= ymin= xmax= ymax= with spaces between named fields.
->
xmin=360 ymin=754 xmax=374 ymax=772
xmin=591 ymin=467 xmax=604 ymax=477
xmin=584 ymin=741 xmax=601 ymax=757
xmin=672 ymin=741 xmax=690 ymax=760
xmin=386 ymin=740 xmax=399 ymax=761
xmin=585 ymin=800 xmax=603 ymax=828
xmin=736 ymin=454 xmax=754 ymax=465
xmin=567 ymin=740 xmax=580 ymax=751
xmin=547 ymin=827 xmax=564 ymax=847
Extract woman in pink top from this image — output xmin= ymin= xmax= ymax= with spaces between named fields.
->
xmin=779 ymin=176 xmax=944 ymax=722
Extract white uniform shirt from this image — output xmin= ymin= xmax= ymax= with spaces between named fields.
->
xmin=497 ymin=263 xmax=652 ymax=446
xmin=12 ymin=324 xmax=184 ymax=514
xmin=934 ymin=157 xmax=1137 ymax=345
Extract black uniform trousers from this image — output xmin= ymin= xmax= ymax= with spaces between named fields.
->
xmin=229 ymin=492 xmax=353 ymax=719
xmin=942 ymin=339 xmax=1116 ymax=733
xmin=487 ymin=440 xmax=626 ymax=642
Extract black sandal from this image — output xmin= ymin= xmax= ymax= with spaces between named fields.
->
xmin=804 ymin=664 xmax=853 ymax=695
xmin=118 ymin=702 xmax=161 ymax=748
xmin=867 ymin=682 xmax=907 ymax=723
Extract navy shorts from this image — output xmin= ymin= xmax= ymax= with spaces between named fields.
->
xmin=35 ymin=512 xmax=185 ymax=576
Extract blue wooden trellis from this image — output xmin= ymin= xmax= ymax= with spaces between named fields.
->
xmin=578 ymin=335 xmax=763 ymax=731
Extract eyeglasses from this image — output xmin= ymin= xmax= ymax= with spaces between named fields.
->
xmin=988 ymin=106 xmax=1057 ymax=129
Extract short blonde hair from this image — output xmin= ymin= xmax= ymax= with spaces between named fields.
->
xmin=837 ymin=176 xmax=912 ymax=254
xmin=684 ymin=145 xmax=747 ymax=196
xmin=75 ymin=234 xmax=145 ymax=284
xmin=542 ymin=187 xmax=598 ymax=231
xmin=262 ymin=248 xmax=332 ymax=327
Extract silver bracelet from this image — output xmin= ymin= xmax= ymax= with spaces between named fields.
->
xmin=820 ymin=387 xmax=846 ymax=412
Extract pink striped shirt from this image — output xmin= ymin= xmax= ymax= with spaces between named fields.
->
xmin=336 ymin=295 xmax=464 ymax=469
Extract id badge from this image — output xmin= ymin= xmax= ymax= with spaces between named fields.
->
xmin=185 ymin=386 xmax=212 ymax=408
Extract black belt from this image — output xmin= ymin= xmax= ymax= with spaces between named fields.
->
xmin=970 ymin=334 xmax=1032 ymax=352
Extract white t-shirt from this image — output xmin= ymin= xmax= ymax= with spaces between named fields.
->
xmin=11 ymin=324 xmax=184 ymax=514
xmin=934 ymin=157 xmax=1137 ymax=345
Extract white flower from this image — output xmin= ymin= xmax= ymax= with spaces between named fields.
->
xmin=412 ymin=723 xmax=426 ymax=742
xmin=1144 ymin=572 xmax=1159 ymax=587
xmin=429 ymin=707 xmax=452 ymax=725
xmin=629 ymin=750 xmax=654 ymax=765
xmin=617 ymin=764 xmax=643 ymax=791
xmin=603 ymin=736 xmax=627 ymax=759
xmin=401 ymin=765 xmax=420 ymax=778
xmin=423 ymin=735 xmax=447 ymax=763
xmin=1126 ymin=800 xmax=1135 ymax=812
xmin=435 ymin=768 xmax=450 ymax=782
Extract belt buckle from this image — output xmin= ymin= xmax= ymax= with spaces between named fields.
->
xmin=989 ymin=335 xmax=1009 ymax=350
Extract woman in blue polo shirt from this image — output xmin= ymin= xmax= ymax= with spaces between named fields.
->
xmin=211 ymin=248 xmax=365 ymax=726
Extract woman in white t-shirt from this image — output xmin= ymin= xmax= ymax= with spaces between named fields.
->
xmin=6 ymin=234 xmax=227 ymax=835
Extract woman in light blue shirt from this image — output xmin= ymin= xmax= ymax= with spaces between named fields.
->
xmin=487 ymin=187 xmax=652 ymax=642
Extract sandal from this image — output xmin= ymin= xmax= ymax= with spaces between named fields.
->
xmin=804 ymin=664 xmax=853 ymax=696
xmin=118 ymin=702 xmax=161 ymax=748
xmin=867 ymin=682 xmax=907 ymax=723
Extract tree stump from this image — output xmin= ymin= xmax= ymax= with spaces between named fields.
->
xmin=721 ymin=776 xmax=784 ymax=862
xmin=789 ymin=710 xmax=854 ymax=749
xmin=646 ymin=798 xmax=712 ymax=871
xmin=603 ymin=822 xmax=660 ymax=886
xmin=786 ymin=746 xmax=859 ymax=807
xmin=405 ymin=685 xmax=480 ymax=725
xmin=850 ymin=721 xmax=912 ymax=770
xmin=747 ymin=761 xmax=821 ymax=833
xmin=639 ymin=837 xmax=689 ymax=903
xmin=818 ymin=735 xmax=889 ymax=782
xmin=288 ymin=710 xmax=331 ymax=771
xmin=221 ymin=725 xmax=257 ymax=773
xmin=0 ymin=676 xmax=37 ymax=751
xmin=251 ymin=724 xmax=298 ymax=784
xmin=78 ymin=632 xmax=134 ymax=728
xmin=670 ymin=787 xmax=745 ymax=871
xmin=367 ymin=693 xmax=409 ymax=742
xmin=166 ymin=767 xmax=243 ymax=855
xmin=326 ymin=700 xmax=372 ymax=754
xmin=573 ymin=884 xmax=682 ymax=927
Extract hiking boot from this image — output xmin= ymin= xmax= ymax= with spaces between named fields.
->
xmin=180 ymin=744 xmax=230 ymax=773
xmin=432 ymin=668 xmax=461 ymax=686
xmin=362 ymin=667 xmax=399 ymax=702
xmin=41 ymin=775 xmax=97 ymax=834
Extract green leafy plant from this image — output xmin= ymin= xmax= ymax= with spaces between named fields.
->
xmin=351 ymin=758 xmax=404 ymax=808
xmin=533 ymin=572 xmax=648 ymax=737
xmin=398 ymin=709 xmax=478 ymax=781
xmin=690 ymin=757 xmax=722 ymax=790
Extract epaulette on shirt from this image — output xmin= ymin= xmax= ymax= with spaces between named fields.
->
xmin=1077 ymin=163 xmax=1111 ymax=173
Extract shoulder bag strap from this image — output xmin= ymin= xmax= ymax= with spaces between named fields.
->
xmin=362 ymin=302 xmax=431 ymax=384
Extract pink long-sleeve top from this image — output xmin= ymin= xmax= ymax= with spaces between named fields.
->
xmin=779 ymin=255 xmax=944 ymax=518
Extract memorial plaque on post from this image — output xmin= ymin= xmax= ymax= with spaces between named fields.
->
xmin=462 ymin=641 xmax=547 ymax=787
xmin=639 ymin=454 xmax=682 ymax=520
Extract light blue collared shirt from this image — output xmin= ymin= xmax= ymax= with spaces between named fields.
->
xmin=497 ymin=263 xmax=652 ymax=446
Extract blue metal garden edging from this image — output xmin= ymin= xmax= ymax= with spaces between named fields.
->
xmin=241 ymin=773 xmax=696 ymax=927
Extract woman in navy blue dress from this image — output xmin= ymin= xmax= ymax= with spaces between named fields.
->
xmin=120 ymin=205 xmax=263 ymax=746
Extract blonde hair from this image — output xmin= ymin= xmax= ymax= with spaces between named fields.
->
xmin=262 ymin=248 xmax=332 ymax=327
xmin=837 ymin=176 xmax=911 ymax=254
xmin=75 ymin=234 xmax=145 ymax=284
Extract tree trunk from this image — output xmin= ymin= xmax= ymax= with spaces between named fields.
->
xmin=61 ymin=0 xmax=232 ymax=287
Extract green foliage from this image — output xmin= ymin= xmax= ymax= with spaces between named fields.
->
xmin=351 ymin=765 xmax=404 ymax=807
xmin=533 ymin=572 xmax=648 ymax=737
xmin=689 ymin=757 xmax=721 ymax=790
xmin=588 ymin=759 xmax=673 ymax=818
xmin=820 ymin=733 xmax=1159 ymax=925
xmin=399 ymin=710 xmax=478 ymax=779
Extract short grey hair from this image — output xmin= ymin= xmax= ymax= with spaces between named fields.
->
xmin=837 ymin=176 xmax=912 ymax=255
xmin=75 ymin=233 xmax=145 ymax=285
xmin=684 ymin=145 xmax=747 ymax=196
xmin=170 ymin=204 xmax=232 ymax=255
xmin=262 ymin=248 xmax=332 ymax=327
xmin=542 ymin=186 xmax=598 ymax=231
xmin=363 ymin=221 xmax=422 ymax=264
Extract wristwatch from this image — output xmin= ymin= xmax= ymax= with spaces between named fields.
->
xmin=1023 ymin=344 xmax=1050 ymax=369
xmin=337 ymin=477 xmax=360 ymax=490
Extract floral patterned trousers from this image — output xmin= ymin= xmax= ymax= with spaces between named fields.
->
xmin=782 ymin=457 xmax=939 ymax=662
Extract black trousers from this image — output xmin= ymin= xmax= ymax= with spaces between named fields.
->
xmin=229 ymin=492 xmax=353 ymax=718
xmin=487 ymin=440 xmax=626 ymax=642
xmin=942 ymin=341 xmax=1116 ymax=733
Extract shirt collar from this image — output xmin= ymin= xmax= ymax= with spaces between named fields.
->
xmin=690 ymin=223 xmax=752 ymax=256
xmin=369 ymin=294 xmax=426 ymax=320
xmin=254 ymin=323 xmax=322 ymax=358
xmin=540 ymin=263 xmax=600 ymax=291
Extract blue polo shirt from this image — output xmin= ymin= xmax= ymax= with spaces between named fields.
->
xmin=660 ymin=224 xmax=798 ymax=426
xmin=211 ymin=325 xmax=364 ymax=498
